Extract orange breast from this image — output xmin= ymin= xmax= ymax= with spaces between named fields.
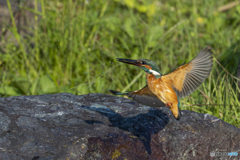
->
xmin=147 ymin=74 xmax=178 ymax=104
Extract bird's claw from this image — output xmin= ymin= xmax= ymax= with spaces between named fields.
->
xmin=166 ymin=102 xmax=173 ymax=108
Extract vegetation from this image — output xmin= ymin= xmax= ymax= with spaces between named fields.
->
xmin=1 ymin=0 xmax=240 ymax=127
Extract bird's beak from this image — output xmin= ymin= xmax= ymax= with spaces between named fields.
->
xmin=116 ymin=58 xmax=142 ymax=66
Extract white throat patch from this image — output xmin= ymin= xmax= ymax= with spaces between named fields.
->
xmin=149 ymin=69 xmax=160 ymax=75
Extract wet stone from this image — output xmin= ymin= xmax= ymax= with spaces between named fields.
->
xmin=0 ymin=93 xmax=239 ymax=159
xmin=0 ymin=112 xmax=11 ymax=134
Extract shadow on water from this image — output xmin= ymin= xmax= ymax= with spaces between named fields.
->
xmin=79 ymin=105 xmax=169 ymax=154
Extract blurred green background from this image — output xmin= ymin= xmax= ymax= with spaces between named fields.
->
xmin=1 ymin=0 xmax=240 ymax=127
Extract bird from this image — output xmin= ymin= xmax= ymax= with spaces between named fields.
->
xmin=110 ymin=47 xmax=213 ymax=120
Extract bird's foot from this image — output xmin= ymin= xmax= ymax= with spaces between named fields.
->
xmin=166 ymin=102 xmax=173 ymax=108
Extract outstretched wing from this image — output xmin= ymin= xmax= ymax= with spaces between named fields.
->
xmin=162 ymin=46 xmax=213 ymax=98
xmin=110 ymin=85 xmax=165 ymax=107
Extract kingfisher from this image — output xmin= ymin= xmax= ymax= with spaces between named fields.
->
xmin=110 ymin=47 xmax=213 ymax=120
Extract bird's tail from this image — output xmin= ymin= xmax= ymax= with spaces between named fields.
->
xmin=110 ymin=90 xmax=128 ymax=95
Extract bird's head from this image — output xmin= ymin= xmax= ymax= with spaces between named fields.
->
xmin=116 ymin=58 xmax=162 ymax=78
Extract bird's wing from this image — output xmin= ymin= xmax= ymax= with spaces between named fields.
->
xmin=162 ymin=47 xmax=213 ymax=99
xmin=110 ymin=85 xmax=165 ymax=107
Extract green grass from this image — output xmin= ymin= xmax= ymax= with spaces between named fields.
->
xmin=1 ymin=0 xmax=240 ymax=127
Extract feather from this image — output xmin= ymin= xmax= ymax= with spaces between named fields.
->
xmin=110 ymin=85 xmax=165 ymax=107
xmin=162 ymin=46 xmax=213 ymax=98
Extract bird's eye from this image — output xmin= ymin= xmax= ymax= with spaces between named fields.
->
xmin=142 ymin=61 xmax=146 ymax=64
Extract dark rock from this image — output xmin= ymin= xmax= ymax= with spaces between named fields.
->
xmin=0 ymin=93 xmax=239 ymax=159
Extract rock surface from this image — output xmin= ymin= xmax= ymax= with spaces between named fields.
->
xmin=0 ymin=93 xmax=239 ymax=160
